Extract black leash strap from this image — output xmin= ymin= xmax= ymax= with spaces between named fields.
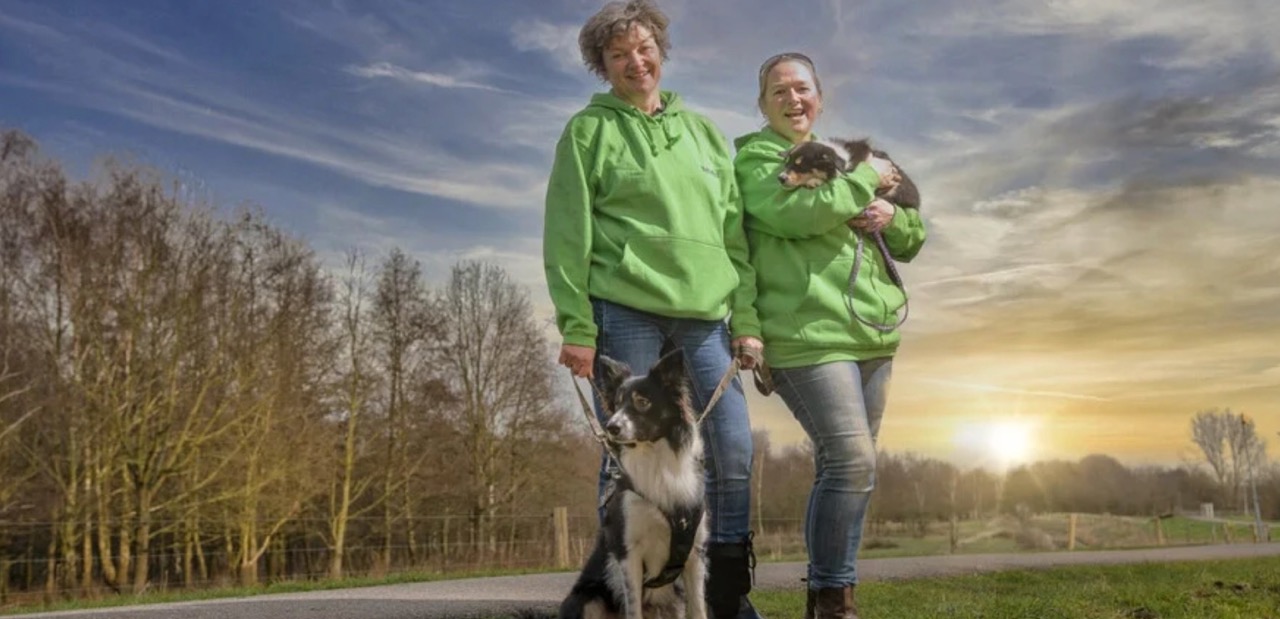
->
xmin=847 ymin=229 xmax=909 ymax=333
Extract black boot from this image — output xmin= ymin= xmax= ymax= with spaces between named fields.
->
xmin=813 ymin=586 xmax=859 ymax=619
xmin=706 ymin=534 xmax=764 ymax=619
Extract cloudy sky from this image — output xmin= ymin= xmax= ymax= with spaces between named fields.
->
xmin=3 ymin=0 xmax=1278 ymax=469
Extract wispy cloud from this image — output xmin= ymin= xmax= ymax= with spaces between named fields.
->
xmin=899 ymin=0 xmax=1278 ymax=71
xmin=916 ymin=379 xmax=1112 ymax=402
xmin=347 ymin=62 xmax=511 ymax=93
xmin=0 ymin=6 xmax=549 ymax=211
xmin=510 ymin=19 xmax=582 ymax=75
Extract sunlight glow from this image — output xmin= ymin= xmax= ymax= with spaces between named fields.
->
xmin=954 ymin=419 xmax=1039 ymax=470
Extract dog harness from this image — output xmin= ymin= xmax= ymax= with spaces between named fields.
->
xmin=606 ymin=473 xmax=704 ymax=589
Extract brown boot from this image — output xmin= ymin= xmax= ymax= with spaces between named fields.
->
xmin=804 ymin=588 xmax=817 ymax=619
xmin=813 ymin=586 xmax=859 ymax=619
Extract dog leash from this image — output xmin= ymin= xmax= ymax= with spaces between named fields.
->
xmin=750 ymin=229 xmax=907 ymax=398
xmin=696 ymin=356 xmax=742 ymax=425
xmin=570 ymin=344 xmax=762 ymax=456
xmin=570 ymin=355 xmax=745 ymax=436
xmin=847 ymin=229 xmax=909 ymax=333
xmin=571 ymin=375 xmax=622 ymax=465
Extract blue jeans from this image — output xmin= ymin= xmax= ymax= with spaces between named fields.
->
xmin=773 ymin=358 xmax=892 ymax=589
xmin=590 ymin=298 xmax=755 ymax=544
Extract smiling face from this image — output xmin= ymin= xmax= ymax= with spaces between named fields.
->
xmin=761 ymin=59 xmax=823 ymax=144
xmin=603 ymin=24 xmax=663 ymax=112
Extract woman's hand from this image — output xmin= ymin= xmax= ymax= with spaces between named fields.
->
xmin=732 ymin=336 xmax=764 ymax=370
xmin=849 ymin=198 xmax=896 ymax=234
xmin=866 ymin=156 xmax=901 ymax=190
xmin=559 ymin=344 xmax=596 ymax=378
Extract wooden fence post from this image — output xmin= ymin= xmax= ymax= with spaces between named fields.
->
xmin=554 ymin=507 xmax=571 ymax=569
xmin=1067 ymin=513 xmax=1077 ymax=551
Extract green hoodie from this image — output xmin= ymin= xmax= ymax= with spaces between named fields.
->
xmin=544 ymin=91 xmax=760 ymax=347
xmin=733 ymin=127 xmax=927 ymax=369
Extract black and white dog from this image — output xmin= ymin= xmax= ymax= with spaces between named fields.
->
xmin=777 ymin=138 xmax=921 ymax=210
xmin=559 ymin=349 xmax=708 ymax=619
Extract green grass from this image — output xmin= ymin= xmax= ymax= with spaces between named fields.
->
xmin=1158 ymin=517 xmax=1261 ymax=545
xmin=751 ymin=557 xmax=1280 ymax=619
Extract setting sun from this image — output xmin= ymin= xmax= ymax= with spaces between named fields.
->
xmin=953 ymin=419 xmax=1040 ymax=470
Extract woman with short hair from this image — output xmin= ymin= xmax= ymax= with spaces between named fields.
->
xmin=543 ymin=2 xmax=766 ymax=617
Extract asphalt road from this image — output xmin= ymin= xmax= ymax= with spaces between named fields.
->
xmin=21 ymin=543 xmax=1280 ymax=619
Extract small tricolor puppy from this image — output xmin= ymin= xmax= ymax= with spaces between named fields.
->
xmin=777 ymin=138 xmax=921 ymax=210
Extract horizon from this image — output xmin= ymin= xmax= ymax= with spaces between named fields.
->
xmin=3 ymin=0 xmax=1277 ymax=469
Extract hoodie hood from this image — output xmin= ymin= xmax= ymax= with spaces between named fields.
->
xmin=734 ymin=126 xmax=801 ymax=151
xmin=589 ymin=90 xmax=686 ymax=155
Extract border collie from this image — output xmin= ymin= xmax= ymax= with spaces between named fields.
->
xmin=777 ymin=138 xmax=921 ymax=210
xmin=559 ymin=349 xmax=709 ymax=619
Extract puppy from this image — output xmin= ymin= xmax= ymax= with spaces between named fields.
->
xmin=777 ymin=138 xmax=921 ymax=209
xmin=559 ymin=349 xmax=709 ymax=619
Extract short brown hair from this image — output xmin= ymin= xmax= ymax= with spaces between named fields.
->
xmin=578 ymin=0 xmax=671 ymax=81
xmin=757 ymin=52 xmax=824 ymax=112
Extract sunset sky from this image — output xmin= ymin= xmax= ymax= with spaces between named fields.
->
xmin=3 ymin=0 xmax=1277 ymax=468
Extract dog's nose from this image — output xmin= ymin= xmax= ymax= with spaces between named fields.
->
xmin=777 ymin=173 xmax=787 ymax=184
xmin=605 ymin=419 xmax=621 ymax=436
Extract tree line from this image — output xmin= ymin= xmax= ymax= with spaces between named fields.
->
xmin=1 ymin=128 xmax=1275 ymax=604
xmin=754 ymin=437 xmax=1276 ymax=540
xmin=0 ymin=129 xmax=600 ymax=599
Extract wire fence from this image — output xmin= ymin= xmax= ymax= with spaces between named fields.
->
xmin=0 ymin=510 xmax=1271 ymax=605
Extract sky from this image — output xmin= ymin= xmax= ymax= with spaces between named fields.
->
xmin=3 ymin=0 xmax=1278 ymax=470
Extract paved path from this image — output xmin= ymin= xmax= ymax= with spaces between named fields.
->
xmin=22 ymin=543 xmax=1280 ymax=619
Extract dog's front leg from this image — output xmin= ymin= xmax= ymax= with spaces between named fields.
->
xmin=623 ymin=553 xmax=646 ymax=619
xmin=682 ymin=546 xmax=708 ymax=619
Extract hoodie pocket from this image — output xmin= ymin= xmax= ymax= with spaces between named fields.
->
xmin=613 ymin=236 xmax=738 ymax=313
xmin=793 ymin=257 xmax=860 ymax=345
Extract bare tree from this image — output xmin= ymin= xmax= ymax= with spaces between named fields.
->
xmin=437 ymin=261 xmax=559 ymax=554
xmin=0 ymin=363 xmax=37 ymax=518
xmin=1191 ymin=408 xmax=1261 ymax=510
xmin=216 ymin=211 xmax=332 ymax=587
xmin=370 ymin=248 xmax=435 ymax=571
xmin=324 ymin=249 xmax=380 ymax=579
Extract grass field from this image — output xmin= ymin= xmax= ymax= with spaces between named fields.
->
xmin=753 ymin=513 xmax=1272 ymax=562
xmin=752 ymin=557 xmax=1280 ymax=619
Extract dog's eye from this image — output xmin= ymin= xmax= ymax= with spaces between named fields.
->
xmin=631 ymin=392 xmax=651 ymax=411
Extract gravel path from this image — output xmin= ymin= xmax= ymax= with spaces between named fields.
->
xmin=20 ymin=543 xmax=1280 ymax=619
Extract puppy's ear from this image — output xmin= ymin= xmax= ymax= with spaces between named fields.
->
xmin=596 ymin=355 xmax=631 ymax=402
xmin=778 ymin=147 xmax=794 ymax=159
xmin=650 ymin=347 xmax=688 ymax=393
